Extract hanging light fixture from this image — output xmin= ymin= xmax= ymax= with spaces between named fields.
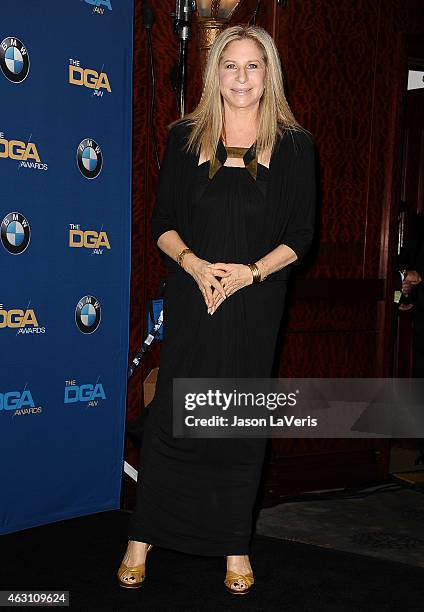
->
xmin=197 ymin=0 xmax=244 ymax=20
xmin=196 ymin=1 xmax=245 ymax=71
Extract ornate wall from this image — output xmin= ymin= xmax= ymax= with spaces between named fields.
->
xmin=124 ymin=0 xmax=424 ymax=502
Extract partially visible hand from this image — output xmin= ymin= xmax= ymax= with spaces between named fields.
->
xmin=183 ymin=254 xmax=227 ymax=311
xmin=402 ymin=270 xmax=422 ymax=295
xmin=405 ymin=270 xmax=422 ymax=285
xmin=206 ymin=262 xmax=253 ymax=315
xmin=402 ymin=278 xmax=413 ymax=295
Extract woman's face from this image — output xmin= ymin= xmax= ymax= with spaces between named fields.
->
xmin=219 ymin=38 xmax=266 ymax=112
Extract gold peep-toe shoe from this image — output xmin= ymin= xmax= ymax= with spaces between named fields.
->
xmin=117 ymin=543 xmax=153 ymax=589
xmin=224 ymin=569 xmax=254 ymax=595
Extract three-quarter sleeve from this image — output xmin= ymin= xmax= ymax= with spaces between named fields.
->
xmin=151 ymin=126 xmax=181 ymax=243
xmin=280 ymin=130 xmax=316 ymax=265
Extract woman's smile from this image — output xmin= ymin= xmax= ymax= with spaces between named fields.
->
xmin=231 ymin=88 xmax=252 ymax=94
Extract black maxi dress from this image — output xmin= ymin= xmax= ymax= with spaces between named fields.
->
xmin=128 ymin=123 xmax=315 ymax=556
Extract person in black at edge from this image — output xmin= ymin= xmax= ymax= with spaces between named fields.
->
xmin=398 ymin=212 xmax=424 ymax=464
xmin=399 ymin=213 xmax=424 ymax=376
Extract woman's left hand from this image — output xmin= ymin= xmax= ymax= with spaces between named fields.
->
xmin=206 ymin=262 xmax=253 ymax=314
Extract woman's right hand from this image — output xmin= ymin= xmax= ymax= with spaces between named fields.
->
xmin=182 ymin=253 xmax=227 ymax=311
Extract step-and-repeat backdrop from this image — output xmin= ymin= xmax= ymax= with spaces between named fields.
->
xmin=0 ymin=0 xmax=134 ymax=534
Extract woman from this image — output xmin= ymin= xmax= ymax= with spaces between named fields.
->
xmin=118 ymin=24 xmax=316 ymax=595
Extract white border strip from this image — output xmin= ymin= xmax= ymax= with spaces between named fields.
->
xmin=124 ymin=461 xmax=138 ymax=482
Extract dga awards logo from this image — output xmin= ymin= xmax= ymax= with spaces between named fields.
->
xmin=0 ymin=37 xmax=30 ymax=83
xmin=1 ymin=212 xmax=30 ymax=254
xmin=64 ymin=379 xmax=106 ymax=407
xmin=0 ymin=388 xmax=42 ymax=416
xmin=82 ymin=0 xmax=113 ymax=15
xmin=75 ymin=295 xmax=101 ymax=334
xmin=0 ymin=131 xmax=48 ymax=171
xmin=77 ymin=139 xmax=103 ymax=179
xmin=0 ymin=303 xmax=45 ymax=334
xmin=69 ymin=224 xmax=111 ymax=255
xmin=69 ymin=60 xmax=111 ymax=97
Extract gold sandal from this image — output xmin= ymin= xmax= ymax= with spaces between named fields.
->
xmin=117 ymin=543 xmax=153 ymax=589
xmin=224 ymin=569 xmax=254 ymax=595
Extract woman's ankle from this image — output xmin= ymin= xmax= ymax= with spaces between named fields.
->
xmin=123 ymin=541 xmax=149 ymax=564
xmin=128 ymin=540 xmax=148 ymax=547
xmin=226 ymin=554 xmax=252 ymax=573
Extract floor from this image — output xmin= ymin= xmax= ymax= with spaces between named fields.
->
xmin=256 ymin=448 xmax=424 ymax=568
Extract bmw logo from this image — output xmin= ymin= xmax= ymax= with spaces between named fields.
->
xmin=1 ymin=212 xmax=31 ymax=254
xmin=75 ymin=295 xmax=101 ymax=334
xmin=77 ymin=138 xmax=103 ymax=179
xmin=0 ymin=37 xmax=30 ymax=83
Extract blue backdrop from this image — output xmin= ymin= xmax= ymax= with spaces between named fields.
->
xmin=0 ymin=0 xmax=134 ymax=534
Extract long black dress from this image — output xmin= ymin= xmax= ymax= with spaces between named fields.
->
xmin=128 ymin=124 xmax=315 ymax=556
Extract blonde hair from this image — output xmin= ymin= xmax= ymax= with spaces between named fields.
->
xmin=171 ymin=25 xmax=303 ymax=161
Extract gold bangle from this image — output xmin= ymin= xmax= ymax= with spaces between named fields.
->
xmin=247 ymin=262 xmax=261 ymax=283
xmin=177 ymin=247 xmax=192 ymax=267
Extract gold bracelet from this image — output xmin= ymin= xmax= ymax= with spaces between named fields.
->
xmin=177 ymin=247 xmax=192 ymax=267
xmin=247 ymin=262 xmax=261 ymax=283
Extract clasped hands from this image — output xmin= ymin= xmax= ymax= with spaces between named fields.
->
xmin=185 ymin=255 xmax=254 ymax=315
